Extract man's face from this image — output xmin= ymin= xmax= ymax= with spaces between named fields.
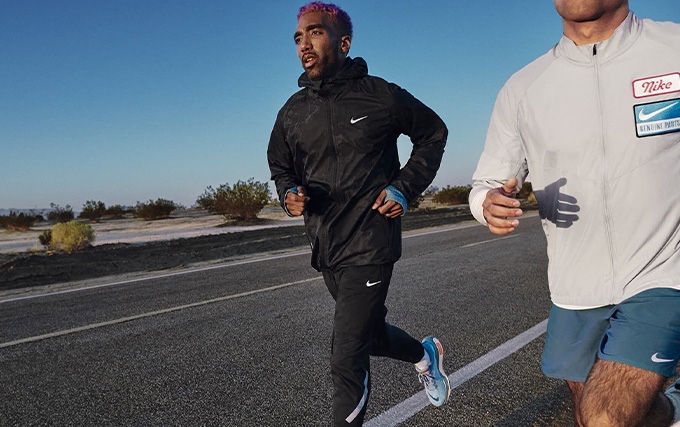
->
xmin=294 ymin=12 xmax=348 ymax=80
xmin=553 ymin=0 xmax=628 ymax=22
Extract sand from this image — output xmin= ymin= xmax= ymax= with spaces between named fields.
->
xmin=0 ymin=206 xmax=303 ymax=254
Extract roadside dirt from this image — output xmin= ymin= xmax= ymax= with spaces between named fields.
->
xmin=0 ymin=206 xmax=477 ymax=291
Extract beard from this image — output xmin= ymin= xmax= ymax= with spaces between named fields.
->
xmin=302 ymin=52 xmax=342 ymax=80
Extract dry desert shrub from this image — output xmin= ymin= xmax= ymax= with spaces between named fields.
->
xmin=47 ymin=221 xmax=95 ymax=253
xmin=0 ymin=212 xmax=37 ymax=231
xmin=197 ymin=178 xmax=271 ymax=221
xmin=133 ymin=199 xmax=178 ymax=220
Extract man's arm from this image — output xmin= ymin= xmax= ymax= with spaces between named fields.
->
xmin=388 ymin=86 xmax=447 ymax=203
xmin=267 ymin=110 xmax=303 ymax=214
xmin=470 ymin=85 xmax=528 ymax=235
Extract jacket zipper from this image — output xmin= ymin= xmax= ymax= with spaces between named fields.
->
xmin=593 ymin=44 xmax=616 ymax=303
xmin=318 ymin=97 xmax=337 ymax=270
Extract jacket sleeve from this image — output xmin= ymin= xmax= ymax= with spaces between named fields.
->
xmin=469 ymin=83 xmax=528 ymax=225
xmin=389 ymin=86 xmax=447 ymax=203
xmin=267 ymin=107 xmax=299 ymax=209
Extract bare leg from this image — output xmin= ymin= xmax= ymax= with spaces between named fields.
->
xmin=578 ymin=359 xmax=672 ymax=426
xmin=567 ymin=380 xmax=585 ymax=427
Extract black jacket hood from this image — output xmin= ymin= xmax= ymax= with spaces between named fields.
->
xmin=298 ymin=57 xmax=368 ymax=92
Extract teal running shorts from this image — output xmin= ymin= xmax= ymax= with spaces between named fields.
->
xmin=541 ymin=288 xmax=680 ymax=382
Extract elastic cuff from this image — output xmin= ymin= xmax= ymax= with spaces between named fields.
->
xmin=385 ymin=185 xmax=408 ymax=215
xmin=283 ymin=186 xmax=298 ymax=217
xmin=469 ymin=188 xmax=489 ymax=225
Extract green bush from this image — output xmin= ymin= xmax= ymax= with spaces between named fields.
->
xmin=432 ymin=185 xmax=472 ymax=205
xmin=195 ymin=191 xmax=215 ymax=212
xmin=104 ymin=204 xmax=128 ymax=219
xmin=49 ymin=221 xmax=95 ymax=253
xmin=197 ymin=178 xmax=270 ymax=221
xmin=79 ymin=200 xmax=107 ymax=222
xmin=527 ymin=192 xmax=537 ymax=204
xmin=517 ymin=181 xmax=534 ymax=200
xmin=423 ymin=185 xmax=439 ymax=197
xmin=0 ymin=212 xmax=37 ymax=231
xmin=134 ymin=199 xmax=178 ymax=220
xmin=409 ymin=194 xmax=425 ymax=210
xmin=47 ymin=203 xmax=75 ymax=223
xmin=39 ymin=229 xmax=52 ymax=248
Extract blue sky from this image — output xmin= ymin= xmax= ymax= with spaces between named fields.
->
xmin=2 ymin=1 xmax=679 ymax=210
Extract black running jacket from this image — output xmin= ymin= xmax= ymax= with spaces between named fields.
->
xmin=267 ymin=57 xmax=447 ymax=271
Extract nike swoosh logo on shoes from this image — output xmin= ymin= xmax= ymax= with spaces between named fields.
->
xmin=426 ymin=392 xmax=440 ymax=402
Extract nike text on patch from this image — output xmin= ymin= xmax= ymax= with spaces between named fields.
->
xmin=634 ymin=97 xmax=680 ymax=137
xmin=632 ymin=72 xmax=680 ymax=98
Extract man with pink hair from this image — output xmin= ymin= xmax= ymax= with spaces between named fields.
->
xmin=268 ymin=2 xmax=450 ymax=425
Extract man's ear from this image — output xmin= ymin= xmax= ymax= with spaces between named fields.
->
xmin=340 ymin=35 xmax=351 ymax=54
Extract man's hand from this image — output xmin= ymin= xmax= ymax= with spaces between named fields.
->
xmin=285 ymin=186 xmax=309 ymax=216
xmin=482 ymin=178 xmax=523 ymax=235
xmin=372 ymin=189 xmax=403 ymax=218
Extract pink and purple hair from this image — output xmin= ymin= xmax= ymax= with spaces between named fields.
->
xmin=298 ymin=2 xmax=353 ymax=38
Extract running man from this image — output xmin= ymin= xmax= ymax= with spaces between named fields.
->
xmin=267 ymin=2 xmax=451 ymax=425
xmin=469 ymin=1 xmax=680 ymax=425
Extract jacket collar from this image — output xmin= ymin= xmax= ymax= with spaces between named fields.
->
xmin=298 ymin=57 xmax=368 ymax=94
xmin=557 ymin=11 xmax=641 ymax=64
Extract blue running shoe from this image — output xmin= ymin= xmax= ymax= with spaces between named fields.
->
xmin=666 ymin=378 xmax=680 ymax=424
xmin=418 ymin=336 xmax=451 ymax=407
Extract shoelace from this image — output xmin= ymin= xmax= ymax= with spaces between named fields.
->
xmin=418 ymin=370 xmax=436 ymax=391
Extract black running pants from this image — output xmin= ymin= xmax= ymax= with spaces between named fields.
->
xmin=322 ymin=263 xmax=424 ymax=426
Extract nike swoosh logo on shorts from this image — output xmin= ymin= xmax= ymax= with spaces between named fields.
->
xmin=651 ymin=353 xmax=674 ymax=363
xmin=366 ymin=280 xmax=381 ymax=287
xmin=638 ymin=101 xmax=679 ymax=121
xmin=350 ymin=115 xmax=368 ymax=124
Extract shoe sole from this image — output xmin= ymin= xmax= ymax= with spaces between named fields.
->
xmin=433 ymin=337 xmax=452 ymax=403
xmin=425 ymin=337 xmax=451 ymax=405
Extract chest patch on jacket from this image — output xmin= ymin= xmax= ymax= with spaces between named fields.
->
xmin=632 ymin=73 xmax=680 ymax=98
xmin=634 ymin=98 xmax=680 ymax=137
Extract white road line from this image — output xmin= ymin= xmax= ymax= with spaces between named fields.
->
xmin=2 ymin=218 xmax=543 ymax=420
xmin=461 ymin=234 xmax=518 ymax=248
xmin=365 ymin=319 xmax=548 ymax=427
xmin=0 ymin=277 xmax=322 ymax=349
xmin=1 ymin=220 xmax=525 ymax=349
xmin=1 ymin=223 xmax=483 ymax=304
xmin=405 ymin=222 xmax=480 ymax=238
xmin=0 ymin=249 xmax=311 ymax=304
xmin=2 ymin=214 xmax=537 ymax=304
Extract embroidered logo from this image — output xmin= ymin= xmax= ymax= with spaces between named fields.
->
xmin=651 ymin=353 xmax=674 ymax=363
xmin=350 ymin=116 xmax=368 ymax=124
xmin=632 ymin=72 xmax=680 ymax=98
xmin=634 ymin=97 xmax=680 ymax=137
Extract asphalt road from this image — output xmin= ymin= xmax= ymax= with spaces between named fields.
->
xmin=0 ymin=214 xmax=575 ymax=426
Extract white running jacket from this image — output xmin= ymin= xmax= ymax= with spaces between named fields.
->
xmin=470 ymin=12 xmax=680 ymax=309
